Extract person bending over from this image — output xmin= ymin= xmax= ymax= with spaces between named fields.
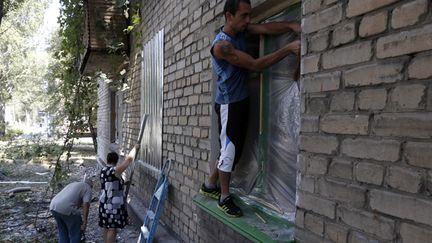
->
xmin=50 ymin=178 xmax=93 ymax=243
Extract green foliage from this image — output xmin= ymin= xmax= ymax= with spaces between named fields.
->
xmin=1 ymin=128 xmax=23 ymax=140
xmin=0 ymin=0 xmax=48 ymax=136
xmin=44 ymin=0 xmax=97 ymax=190
xmin=2 ymin=0 xmax=27 ymax=16
xmin=46 ymin=0 xmax=96 ymax=135
xmin=0 ymin=0 xmax=47 ymax=103
xmin=0 ymin=0 xmax=27 ymax=26
xmin=125 ymin=9 xmax=141 ymax=33
xmin=58 ymin=0 xmax=84 ymax=58
xmin=2 ymin=141 xmax=62 ymax=160
xmin=47 ymin=0 xmax=140 ymax=137
xmin=44 ymin=0 xmax=141 ymax=189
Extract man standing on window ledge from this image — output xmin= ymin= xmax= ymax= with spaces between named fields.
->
xmin=199 ymin=0 xmax=301 ymax=217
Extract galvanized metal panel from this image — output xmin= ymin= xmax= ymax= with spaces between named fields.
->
xmin=140 ymin=29 xmax=164 ymax=169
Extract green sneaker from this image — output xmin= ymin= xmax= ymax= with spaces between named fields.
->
xmin=218 ymin=195 xmax=243 ymax=217
xmin=199 ymin=183 xmax=221 ymax=200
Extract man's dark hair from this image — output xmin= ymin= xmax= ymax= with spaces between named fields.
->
xmin=224 ymin=0 xmax=251 ymax=16
xmin=107 ymin=152 xmax=119 ymax=165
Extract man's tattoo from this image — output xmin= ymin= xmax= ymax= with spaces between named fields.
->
xmin=220 ymin=43 xmax=239 ymax=61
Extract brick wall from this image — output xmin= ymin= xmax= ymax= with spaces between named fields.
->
xmin=196 ymin=207 xmax=251 ymax=243
xmin=298 ymin=0 xmax=432 ymax=242
xmin=97 ymin=77 xmax=111 ymax=163
xmin=121 ymin=0 xmax=227 ymax=242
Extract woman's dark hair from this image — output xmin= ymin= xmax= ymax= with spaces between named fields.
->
xmin=224 ymin=0 xmax=251 ymax=16
xmin=107 ymin=152 xmax=119 ymax=165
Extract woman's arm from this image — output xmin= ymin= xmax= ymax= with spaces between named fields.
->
xmin=114 ymin=144 xmax=140 ymax=176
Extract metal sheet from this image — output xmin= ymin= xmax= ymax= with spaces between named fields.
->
xmin=140 ymin=29 xmax=164 ymax=169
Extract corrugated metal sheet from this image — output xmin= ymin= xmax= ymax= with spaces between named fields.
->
xmin=140 ymin=29 xmax=164 ymax=169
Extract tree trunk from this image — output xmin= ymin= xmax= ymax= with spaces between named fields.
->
xmin=0 ymin=103 xmax=5 ymax=137
xmin=89 ymin=122 xmax=97 ymax=153
xmin=0 ymin=0 xmax=4 ymax=27
xmin=88 ymin=108 xmax=97 ymax=153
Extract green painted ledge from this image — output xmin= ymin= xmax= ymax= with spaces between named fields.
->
xmin=193 ymin=194 xmax=295 ymax=243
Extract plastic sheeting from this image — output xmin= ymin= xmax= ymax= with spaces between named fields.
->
xmin=231 ymin=5 xmax=301 ymax=221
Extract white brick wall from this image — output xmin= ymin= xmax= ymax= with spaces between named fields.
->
xmin=110 ymin=0 xmax=432 ymax=242
xmin=359 ymin=11 xmax=388 ymax=37
xmin=97 ymin=77 xmax=111 ymax=163
xmin=120 ymin=0 xmax=227 ymax=242
xmin=299 ymin=0 xmax=432 ymax=242
xmin=302 ymin=4 xmax=343 ymax=34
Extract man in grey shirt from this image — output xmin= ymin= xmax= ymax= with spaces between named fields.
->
xmin=50 ymin=179 xmax=93 ymax=243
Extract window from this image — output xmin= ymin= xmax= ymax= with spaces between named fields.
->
xmin=199 ymin=2 xmax=300 ymax=242
xmin=140 ymin=29 xmax=164 ymax=170
xmin=229 ymin=4 xmax=301 ymax=218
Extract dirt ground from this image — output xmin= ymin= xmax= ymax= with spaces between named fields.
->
xmin=0 ymin=140 xmax=141 ymax=243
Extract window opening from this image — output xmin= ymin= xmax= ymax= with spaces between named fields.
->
xmin=231 ymin=3 xmax=301 ymax=220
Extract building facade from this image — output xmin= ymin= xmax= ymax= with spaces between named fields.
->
xmin=92 ymin=0 xmax=432 ymax=242
xmin=297 ymin=0 xmax=432 ymax=242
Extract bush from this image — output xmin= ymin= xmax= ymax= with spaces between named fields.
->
xmin=3 ymin=142 xmax=63 ymax=160
xmin=1 ymin=128 xmax=24 ymax=141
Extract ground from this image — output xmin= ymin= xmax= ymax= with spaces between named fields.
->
xmin=0 ymin=139 xmax=141 ymax=243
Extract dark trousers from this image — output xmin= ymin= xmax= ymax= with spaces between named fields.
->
xmin=51 ymin=210 xmax=82 ymax=243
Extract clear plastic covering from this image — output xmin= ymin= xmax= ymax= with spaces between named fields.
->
xmin=231 ymin=6 xmax=301 ymax=222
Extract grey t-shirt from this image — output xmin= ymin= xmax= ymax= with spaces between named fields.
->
xmin=50 ymin=181 xmax=92 ymax=216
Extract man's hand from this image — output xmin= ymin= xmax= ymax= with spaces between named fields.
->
xmin=81 ymin=202 xmax=90 ymax=232
xmin=286 ymin=40 xmax=301 ymax=56
xmin=288 ymin=22 xmax=301 ymax=33
xmin=134 ymin=144 xmax=140 ymax=150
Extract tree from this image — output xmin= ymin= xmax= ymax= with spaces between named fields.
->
xmin=47 ymin=0 xmax=135 ymax=151
xmin=0 ymin=0 xmax=27 ymax=27
xmin=0 ymin=0 xmax=47 ymax=136
xmin=0 ymin=0 xmax=3 ymax=26
xmin=45 ymin=0 xmax=99 ymax=150
xmin=46 ymin=0 xmax=137 ymax=150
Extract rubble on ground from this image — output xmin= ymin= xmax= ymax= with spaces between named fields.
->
xmin=0 ymin=142 xmax=140 ymax=242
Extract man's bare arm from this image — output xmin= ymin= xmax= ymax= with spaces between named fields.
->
xmin=214 ymin=40 xmax=300 ymax=72
xmin=247 ymin=22 xmax=300 ymax=35
xmin=220 ymin=42 xmax=240 ymax=62
xmin=81 ymin=202 xmax=90 ymax=231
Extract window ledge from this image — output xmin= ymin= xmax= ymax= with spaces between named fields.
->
xmin=193 ymin=194 xmax=295 ymax=243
